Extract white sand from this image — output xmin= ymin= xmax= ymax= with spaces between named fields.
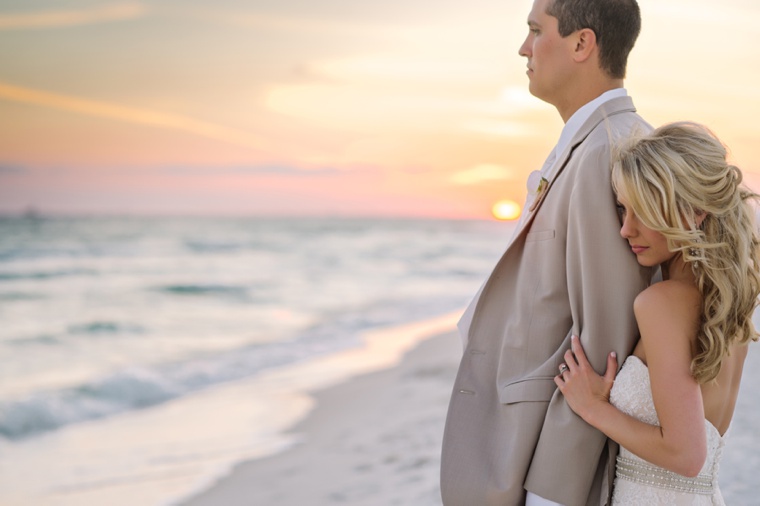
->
xmin=180 ymin=329 xmax=462 ymax=506
xmin=178 ymin=322 xmax=760 ymax=505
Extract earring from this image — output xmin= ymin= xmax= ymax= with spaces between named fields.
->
xmin=689 ymin=241 xmax=703 ymax=277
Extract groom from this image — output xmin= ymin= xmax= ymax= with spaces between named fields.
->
xmin=440 ymin=0 xmax=652 ymax=505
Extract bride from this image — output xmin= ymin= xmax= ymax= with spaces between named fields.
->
xmin=555 ymin=121 xmax=760 ymax=505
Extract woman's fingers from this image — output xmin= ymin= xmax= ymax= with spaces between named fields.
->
xmin=570 ymin=335 xmax=588 ymax=366
xmin=604 ymin=351 xmax=618 ymax=383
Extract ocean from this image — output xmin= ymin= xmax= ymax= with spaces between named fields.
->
xmin=0 ymin=216 xmax=515 ymax=505
xmin=0 ymin=215 xmax=758 ymax=505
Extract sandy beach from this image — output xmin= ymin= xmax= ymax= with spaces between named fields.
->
xmin=179 ymin=321 xmax=760 ymax=506
xmin=181 ymin=329 xmax=462 ymax=506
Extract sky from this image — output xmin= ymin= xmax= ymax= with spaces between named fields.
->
xmin=0 ymin=0 xmax=759 ymax=219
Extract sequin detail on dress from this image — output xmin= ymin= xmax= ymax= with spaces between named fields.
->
xmin=609 ymin=356 xmax=726 ymax=505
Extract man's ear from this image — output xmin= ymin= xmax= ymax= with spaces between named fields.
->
xmin=572 ymin=28 xmax=597 ymax=63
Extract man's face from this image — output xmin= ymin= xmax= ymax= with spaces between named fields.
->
xmin=518 ymin=0 xmax=575 ymax=106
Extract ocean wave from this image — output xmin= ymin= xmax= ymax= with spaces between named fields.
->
xmin=0 ymin=291 xmax=45 ymax=301
xmin=67 ymin=321 xmax=146 ymax=335
xmin=0 ymin=217 xmax=509 ymax=445
xmin=3 ymin=322 xmax=146 ymax=348
xmin=2 ymin=334 xmax=59 ymax=347
xmin=0 ymin=267 xmax=98 ymax=281
xmin=156 ymin=284 xmax=250 ymax=298
xmin=0 ymin=341 xmax=287 ymax=441
xmin=183 ymin=240 xmax=249 ymax=253
xmin=0 ymin=295 xmax=465 ymax=441
xmin=0 ymin=368 xmax=178 ymax=440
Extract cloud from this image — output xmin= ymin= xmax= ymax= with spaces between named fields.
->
xmin=236 ymin=165 xmax=342 ymax=176
xmin=311 ymin=53 xmax=505 ymax=85
xmin=0 ymin=165 xmax=26 ymax=175
xmin=177 ymin=9 xmax=385 ymax=38
xmin=0 ymin=81 xmax=267 ymax=152
xmin=450 ymin=164 xmax=516 ymax=185
xmin=263 ymin=82 xmax=507 ymax=133
xmin=0 ymin=2 xmax=147 ymax=30
xmin=498 ymin=87 xmax=549 ymax=111
xmin=160 ymin=165 xmax=342 ymax=177
xmin=462 ymin=119 xmax=539 ymax=138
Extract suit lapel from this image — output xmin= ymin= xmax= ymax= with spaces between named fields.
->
xmin=508 ymin=96 xmax=636 ymax=245
xmin=463 ymin=97 xmax=637 ymax=347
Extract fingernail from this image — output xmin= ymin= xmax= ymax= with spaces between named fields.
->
xmin=611 ymin=351 xmax=617 ymax=358
xmin=571 ymin=335 xmax=577 ymax=341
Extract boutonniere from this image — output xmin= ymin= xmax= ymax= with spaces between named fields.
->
xmin=527 ymin=171 xmax=550 ymax=212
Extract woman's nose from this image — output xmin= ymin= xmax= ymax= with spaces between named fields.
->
xmin=620 ymin=216 xmax=634 ymax=239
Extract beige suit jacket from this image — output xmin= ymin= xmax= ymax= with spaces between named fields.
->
xmin=440 ymin=96 xmax=652 ymax=506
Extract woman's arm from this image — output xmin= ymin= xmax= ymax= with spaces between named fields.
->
xmin=556 ymin=282 xmax=707 ymax=477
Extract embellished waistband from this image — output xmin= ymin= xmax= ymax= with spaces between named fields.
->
xmin=615 ymin=456 xmax=714 ymax=495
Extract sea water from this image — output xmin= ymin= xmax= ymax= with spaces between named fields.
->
xmin=0 ymin=215 xmax=757 ymax=505
xmin=0 ymin=216 xmax=514 ymax=505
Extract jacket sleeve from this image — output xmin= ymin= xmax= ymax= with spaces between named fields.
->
xmin=524 ymin=139 xmax=652 ymax=506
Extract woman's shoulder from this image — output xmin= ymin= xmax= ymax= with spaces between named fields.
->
xmin=638 ymin=278 xmax=700 ymax=299
xmin=634 ymin=280 xmax=702 ymax=326
xmin=634 ymin=281 xmax=703 ymax=360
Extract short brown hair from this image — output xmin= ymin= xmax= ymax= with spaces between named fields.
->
xmin=547 ymin=0 xmax=641 ymax=79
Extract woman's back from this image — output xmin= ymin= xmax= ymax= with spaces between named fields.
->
xmin=701 ymin=344 xmax=748 ymax=436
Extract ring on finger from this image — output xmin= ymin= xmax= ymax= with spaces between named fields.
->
xmin=558 ymin=363 xmax=569 ymax=375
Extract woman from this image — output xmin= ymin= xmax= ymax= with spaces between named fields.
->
xmin=555 ymin=122 xmax=760 ymax=505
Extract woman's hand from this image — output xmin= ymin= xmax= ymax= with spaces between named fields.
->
xmin=554 ymin=335 xmax=618 ymax=423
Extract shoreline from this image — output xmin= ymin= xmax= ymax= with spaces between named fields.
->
xmin=177 ymin=325 xmax=760 ymax=506
xmin=179 ymin=328 xmax=462 ymax=506
xmin=0 ymin=314 xmax=462 ymax=506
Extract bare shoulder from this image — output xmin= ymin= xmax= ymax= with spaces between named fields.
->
xmin=634 ymin=280 xmax=702 ymax=340
xmin=635 ymin=280 xmax=701 ymax=314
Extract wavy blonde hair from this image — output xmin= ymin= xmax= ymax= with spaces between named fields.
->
xmin=612 ymin=121 xmax=760 ymax=383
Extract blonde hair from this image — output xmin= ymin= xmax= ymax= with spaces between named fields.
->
xmin=612 ymin=121 xmax=760 ymax=383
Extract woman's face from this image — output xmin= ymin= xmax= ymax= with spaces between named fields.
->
xmin=616 ymin=192 xmax=674 ymax=267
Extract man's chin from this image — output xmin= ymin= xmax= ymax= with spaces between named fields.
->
xmin=527 ymin=84 xmax=544 ymax=101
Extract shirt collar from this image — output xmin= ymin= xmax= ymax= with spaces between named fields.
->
xmin=554 ymin=88 xmax=628 ymax=159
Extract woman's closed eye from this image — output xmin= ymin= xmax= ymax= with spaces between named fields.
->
xmin=615 ymin=202 xmax=627 ymax=224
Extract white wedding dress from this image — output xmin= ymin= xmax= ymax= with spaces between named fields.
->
xmin=609 ymin=356 xmax=726 ymax=505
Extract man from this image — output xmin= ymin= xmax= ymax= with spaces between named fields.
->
xmin=440 ymin=1 xmax=652 ymax=505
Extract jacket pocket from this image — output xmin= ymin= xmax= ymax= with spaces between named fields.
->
xmin=498 ymin=377 xmax=557 ymax=404
xmin=525 ymin=229 xmax=555 ymax=242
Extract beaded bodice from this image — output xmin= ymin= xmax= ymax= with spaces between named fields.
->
xmin=608 ymin=355 xmax=725 ymax=505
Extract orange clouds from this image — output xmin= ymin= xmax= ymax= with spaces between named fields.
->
xmin=1 ymin=1 xmax=759 ymax=218
xmin=0 ymin=2 xmax=146 ymax=30
xmin=0 ymin=82 xmax=267 ymax=153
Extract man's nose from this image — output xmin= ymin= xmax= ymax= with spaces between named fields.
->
xmin=518 ymin=37 xmax=531 ymax=58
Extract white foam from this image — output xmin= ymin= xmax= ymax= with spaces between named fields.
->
xmin=0 ymin=311 xmax=460 ymax=506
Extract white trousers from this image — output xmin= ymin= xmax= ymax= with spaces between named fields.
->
xmin=526 ymin=491 xmax=566 ymax=506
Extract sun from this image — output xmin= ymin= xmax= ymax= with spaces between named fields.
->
xmin=491 ymin=200 xmax=522 ymax=221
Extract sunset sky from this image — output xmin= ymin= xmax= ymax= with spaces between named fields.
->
xmin=1 ymin=0 xmax=759 ymax=219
